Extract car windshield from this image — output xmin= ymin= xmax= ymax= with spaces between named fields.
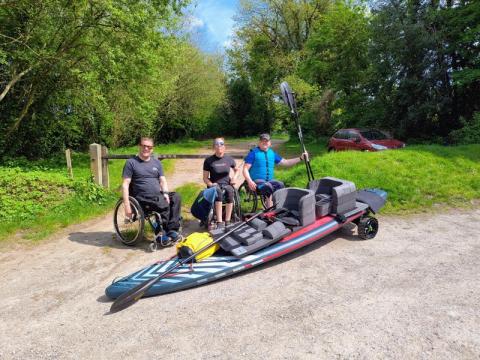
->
xmin=360 ymin=130 xmax=388 ymax=140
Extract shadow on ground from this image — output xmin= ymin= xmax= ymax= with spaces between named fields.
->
xmin=68 ymin=219 xmax=204 ymax=252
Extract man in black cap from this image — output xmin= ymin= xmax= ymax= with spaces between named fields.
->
xmin=243 ymin=133 xmax=308 ymax=207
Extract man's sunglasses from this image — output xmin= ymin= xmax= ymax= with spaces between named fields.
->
xmin=140 ymin=144 xmax=153 ymax=150
xmin=214 ymin=141 xmax=225 ymax=146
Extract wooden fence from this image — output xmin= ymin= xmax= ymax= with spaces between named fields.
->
xmin=89 ymin=143 xmax=245 ymax=188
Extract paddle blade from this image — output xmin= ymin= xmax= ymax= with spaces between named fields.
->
xmin=280 ymin=81 xmax=296 ymax=113
xmin=109 ymin=276 xmax=158 ymax=313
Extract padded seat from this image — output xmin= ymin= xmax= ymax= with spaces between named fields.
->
xmin=272 ymin=187 xmax=316 ymax=226
xmin=308 ymin=177 xmax=356 ymax=215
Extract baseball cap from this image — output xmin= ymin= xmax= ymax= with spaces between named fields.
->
xmin=259 ymin=133 xmax=271 ymax=141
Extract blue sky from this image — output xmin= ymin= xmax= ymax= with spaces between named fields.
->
xmin=185 ymin=0 xmax=239 ymax=53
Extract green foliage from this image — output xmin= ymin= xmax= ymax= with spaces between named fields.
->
xmin=227 ymin=0 xmax=479 ymax=143
xmin=0 ymin=0 xmax=230 ymax=158
xmin=226 ymin=0 xmax=328 ymax=136
xmin=449 ymin=112 xmax=480 ymax=145
xmin=0 ymin=140 xmax=212 ymax=242
xmin=174 ymin=182 xmax=204 ymax=220
xmin=280 ymin=144 xmax=480 ymax=213
xmin=0 ymin=167 xmax=71 ymax=221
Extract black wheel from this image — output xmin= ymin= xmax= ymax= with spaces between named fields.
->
xmin=206 ymin=207 xmax=215 ymax=229
xmin=113 ymin=196 xmax=145 ymax=245
xmin=357 ymin=216 xmax=379 ymax=240
xmin=238 ymin=181 xmax=258 ymax=214
xmin=258 ymin=192 xmax=268 ymax=210
xmin=328 ymin=147 xmax=335 ymax=153
xmin=232 ymin=188 xmax=243 ymax=222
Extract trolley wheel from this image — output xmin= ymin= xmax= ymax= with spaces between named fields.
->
xmin=113 ymin=196 xmax=144 ymax=245
xmin=357 ymin=216 xmax=379 ymax=240
xmin=238 ymin=182 xmax=258 ymax=214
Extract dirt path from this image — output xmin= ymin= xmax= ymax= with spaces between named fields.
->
xmin=0 ymin=141 xmax=479 ymax=359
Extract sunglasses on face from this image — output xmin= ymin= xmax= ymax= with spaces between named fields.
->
xmin=140 ymin=144 xmax=153 ymax=150
xmin=214 ymin=141 xmax=225 ymax=146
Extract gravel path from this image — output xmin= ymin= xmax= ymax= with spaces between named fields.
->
xmin=0 ymin=141 xmax=478 ymax=359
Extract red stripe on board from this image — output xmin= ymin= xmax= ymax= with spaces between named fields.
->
xmin=264 ymin=212 xmax=364 ymax=262
xmin=244 ymin=263 xmax=253 ymax=269
xmin=279 ymin=216 xmax=334 ymax=242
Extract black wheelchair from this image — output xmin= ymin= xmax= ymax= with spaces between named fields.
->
xmin=237 ymin=180 xmax=269 ymax=214
xmin=113 ymin=196 xmax=183 ymax=251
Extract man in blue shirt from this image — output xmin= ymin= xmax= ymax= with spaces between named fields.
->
xmin=243 ymin=133 xmax=308 ymax=207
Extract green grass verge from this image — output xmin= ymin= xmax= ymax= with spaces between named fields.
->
xmin=0 ymin=139 xmax=211 ymax=243
xmin=278 ymin=144 xmax=480 ymax=214
xmin=174 ymin=182 xmax=204 ymax=221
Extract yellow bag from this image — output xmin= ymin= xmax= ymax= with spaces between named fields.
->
xmin=176 ymin=232 xmax=219 ymax=262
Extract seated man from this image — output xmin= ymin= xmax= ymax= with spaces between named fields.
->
xmin=203 ymin=137 xmax=239 ymax=228
xmin=122 ymin=137 xmax=182 ymax=242
xmin=242 ymin=133 xmax=308 ymax=208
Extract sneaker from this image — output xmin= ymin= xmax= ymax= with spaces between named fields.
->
xmin=167 ymin=230 xmax=181 ymax=242
xmin=216 ymin=221 xmax=225 ymax=229
xmin=155 ymin=233 xmax=172 ymax=247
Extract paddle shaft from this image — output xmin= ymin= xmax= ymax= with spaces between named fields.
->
xmin=290 ymin=102 xmax=314 ymax=182
xmin=110 ymin=206 xmax=274 ymax=313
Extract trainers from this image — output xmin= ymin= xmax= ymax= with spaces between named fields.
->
xmin=167 ymin=230 xmax=180 ymax=242
xmin=155 ymin=233 xmax=172 ymax=247
xmin=216 ymin=221 xmax=225 ymax=229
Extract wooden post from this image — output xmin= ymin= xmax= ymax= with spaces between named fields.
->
xmin=101 ymin=145 xmax=109 ymax=188
xmin=89 ymin=143 xmax=102 ymax=186
xmin=65 ymin=149 xmax=73 ymax=178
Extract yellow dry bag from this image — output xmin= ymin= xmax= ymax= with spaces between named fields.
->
xmin=176 ymin=232 xmax=219 ymax=262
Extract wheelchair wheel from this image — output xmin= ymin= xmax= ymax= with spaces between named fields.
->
xmin=232 ymin=188 xmax=243 ymax=222
xmin=238 ymin=182 xmax=258 ymax=214
xmin=113 ymin=196 xmax=145 ymax=246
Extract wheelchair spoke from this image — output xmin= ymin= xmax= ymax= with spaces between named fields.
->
xmin=238 ymin=182 xmax=258 ymax=214
xmin=113 ymin=197 xmax=145 ymax=246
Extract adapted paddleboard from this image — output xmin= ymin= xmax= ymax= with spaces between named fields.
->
xmin=106 ymin=207 xmax=366 ymax=299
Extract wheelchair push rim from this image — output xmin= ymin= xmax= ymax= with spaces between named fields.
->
xmin=113 ymin=196 xmax=145 ymax=246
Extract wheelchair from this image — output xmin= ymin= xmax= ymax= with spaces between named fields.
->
xmin=237 ymin=181 xmax=269 ymax=214
xmin=113 ymin=196 xmax=183 ymax=251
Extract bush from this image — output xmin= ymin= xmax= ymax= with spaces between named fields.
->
xmin=449 ymin=112 xmax=480 ymax=145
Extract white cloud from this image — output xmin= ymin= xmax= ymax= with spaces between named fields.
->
xmin=188 ymin=0 xmax=238 ymax=53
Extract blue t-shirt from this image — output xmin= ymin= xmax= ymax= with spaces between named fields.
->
xmin=122 ymin=156 xmax=164 ymax=197
xmin=244 ymin=147 xmax=282 ymax=181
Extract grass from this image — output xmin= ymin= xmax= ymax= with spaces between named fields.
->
xmin=175 ymin=182 xmax=205 ymax=220
xmin=278 ymin=144 xmax=480 ymax=214
xmin=0 ymin=139 xmax=212 ymax=243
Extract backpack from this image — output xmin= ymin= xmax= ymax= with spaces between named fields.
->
xmin=190 ymin=187 xmax=217 ymax=222
xmin=176 ymin=232 xmax=219 ymax=262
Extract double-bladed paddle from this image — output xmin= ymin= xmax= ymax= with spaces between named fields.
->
xmin=110 ymin=205 xmax=276 ymax=313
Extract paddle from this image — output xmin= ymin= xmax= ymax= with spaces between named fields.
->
xmin=280 ymin=82 xmax=315 ymax=182
xmin=109 ymin=205 xmax=276 ymax=313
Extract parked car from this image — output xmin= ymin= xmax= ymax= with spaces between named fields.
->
xmin=327 ymin=128 xmax=406 ymax=152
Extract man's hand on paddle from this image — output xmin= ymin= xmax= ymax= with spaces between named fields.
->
xmin=300 ymin=152 xmax=309 ymax=162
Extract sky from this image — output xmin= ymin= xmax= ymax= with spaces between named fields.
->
xmin=185 ymin=0 xmax=240 ymax=53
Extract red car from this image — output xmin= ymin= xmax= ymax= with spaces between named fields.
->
xmin=327 ymin=128 xmax=405 ymax=152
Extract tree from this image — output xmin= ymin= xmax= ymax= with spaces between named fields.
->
xmin=0 ymin=0 xmax=188 ymax=157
